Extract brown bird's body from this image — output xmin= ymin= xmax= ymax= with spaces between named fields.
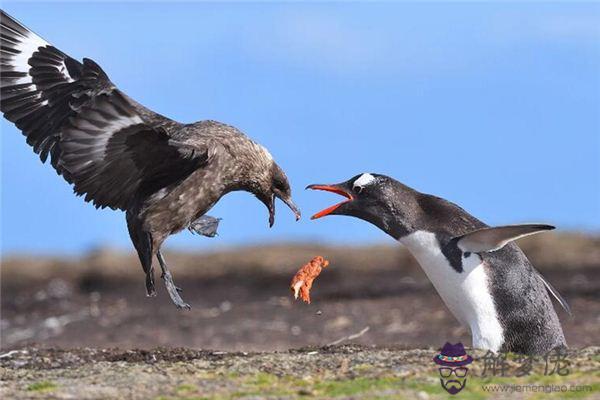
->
xmin=1 ymin=10 xmax=300 ymax=308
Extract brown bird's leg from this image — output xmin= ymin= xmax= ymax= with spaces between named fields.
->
xmin=142 ymin=233 xmax=157 ymax=297
xmin=145 ymin=262 xmax=156 ymax=296
xmin=157 ymin=250 xmax=191 ymax=310
xmin=127 ymin=214 xmax=156 ymax=297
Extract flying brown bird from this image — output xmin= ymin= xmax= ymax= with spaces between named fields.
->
xmin=0 ymin=10 xmax=300 ymax=309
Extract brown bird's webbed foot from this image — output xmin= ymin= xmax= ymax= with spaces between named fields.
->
xmin=157 ymin=251 xmax=191 ymax=310
xmin=188 ymin=215 xmax=221 ymax=238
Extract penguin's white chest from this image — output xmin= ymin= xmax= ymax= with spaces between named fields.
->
xmin=400 ymin=231 xmax=504 ymax=351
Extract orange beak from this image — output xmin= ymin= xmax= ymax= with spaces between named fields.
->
xmin=306 ymin=184 xmax=353 ymax=220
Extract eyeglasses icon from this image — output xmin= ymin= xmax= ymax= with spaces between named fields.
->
xmin=439 ymin=367 xmax=468 ymax=378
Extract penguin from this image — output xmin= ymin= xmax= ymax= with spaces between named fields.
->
xmin=307 ymin=173 xmax=569 ymax=355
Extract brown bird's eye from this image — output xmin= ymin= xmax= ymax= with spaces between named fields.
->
xmin=353 ymin=185 xmax=363 ymax=194
xmin=274 ymin=179 xmax=286 ymax=192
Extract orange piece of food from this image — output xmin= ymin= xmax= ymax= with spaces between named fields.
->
xmin=290 ymin=256 xmax=330 ymax=304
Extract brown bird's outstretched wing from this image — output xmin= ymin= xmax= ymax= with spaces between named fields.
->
xmin=1 ymin=10 xmax=208 ymax=210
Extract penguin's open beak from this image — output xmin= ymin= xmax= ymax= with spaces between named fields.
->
xmin=306 ymin=183 xmax=353 ymax=220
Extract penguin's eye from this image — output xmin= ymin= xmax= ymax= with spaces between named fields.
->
xmin=352 ymin=185 xmax=363 ymax=194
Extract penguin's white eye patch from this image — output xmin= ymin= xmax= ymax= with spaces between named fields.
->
xmin=354 ymin=173 xmax=376 ymax=187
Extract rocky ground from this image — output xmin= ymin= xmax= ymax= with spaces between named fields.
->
xmin=1 ymin=233 xmax=599 ymax=398
xmin=1 ymin=346 xmax=598 ymax=399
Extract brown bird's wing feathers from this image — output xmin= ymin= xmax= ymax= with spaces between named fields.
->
xmin=1 ymin=10 xmax=208 ymax=210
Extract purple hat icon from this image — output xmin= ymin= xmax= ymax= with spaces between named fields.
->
xmin=433 ymin=342 xmax=473 ymax=367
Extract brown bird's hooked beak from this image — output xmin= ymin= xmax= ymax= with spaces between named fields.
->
xmin=306 ymin=183 xmax=353 ymax=220
xmin=268 ymin=193 xmax=302 ymax=228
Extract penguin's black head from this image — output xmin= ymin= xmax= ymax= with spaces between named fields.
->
xmin=307 ymin=173 xmax=419 ymax=238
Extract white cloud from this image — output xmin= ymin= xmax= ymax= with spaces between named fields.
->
xmin=243 ymin=11 xmax=387 ymax=74
xmin=240 ymin=10 xmax=468 ymax=77
xmin=535 ymin=14 xmax=600 ymax=40
xmin=238 ymin=7 xmax=600 ymax=77
xmin=488 ymin=11 xmax=600 ymax=44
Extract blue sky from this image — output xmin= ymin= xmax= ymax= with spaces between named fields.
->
xmin=1 ymin=2 xmax=599 ymax=255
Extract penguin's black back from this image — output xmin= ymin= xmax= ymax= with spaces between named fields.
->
xmin=482 ymin=244 xmax=566 ymax=354
xmin=417 ymin=192 xmax=566 ymax=354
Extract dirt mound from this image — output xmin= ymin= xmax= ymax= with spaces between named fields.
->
xmin=1 ymin=234 xmax=599 ymax=351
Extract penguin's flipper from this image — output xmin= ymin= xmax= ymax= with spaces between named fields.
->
xmin=536 ymin=271 xmax=572 ymax=316
xmin=455 ymin=224 xmax=555 ymax=253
